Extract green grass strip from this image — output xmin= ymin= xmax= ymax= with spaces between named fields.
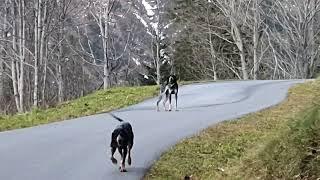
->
xmin=0 ymin=85 xmax=158 ymax=132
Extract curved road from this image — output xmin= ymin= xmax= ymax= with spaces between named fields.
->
xmin=0 ymin=80 xmax=304 ymax=180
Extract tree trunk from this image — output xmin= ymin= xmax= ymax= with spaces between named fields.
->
xmin=102 ymin=15 xmax=109 ymax=89
xmin=207 ymin=8 xmax=218 ymax=81
xmin=308 ymin=0 xmax=316 ymax=78
xmin=41 ymin=43 xmax=48 ymax=105
xmin=0 ymin=58 xmax=4 ymax=109
xmin=0 ymin=1 xmax=7 ymax=111
xmin=156 ymin=38 xmax=161 ymax=85
xmin=39 ymin=0 xmax=47 ymax=103
xmin=11 ymin=1 xmax=22 ymax=112
xmin=100 ymin=4 xmax=110 ymax=89
xmin=33 ymin=0 xmax=41 ymax=107
xmin=18 ymin=0 xmax=25 ymax=111
xmin=209 ymin=34 xmax=218 ymax=81
xmin=253 ymin=0 xmax=259 ymax=80
xmin=155 ymin=0 xmax=161 ymax=85
xmin=103 ymin=63 xmax=109 ymax=89
xmin=57 ymin=63 xmax=63 ymax=103
xmin=57 ymin=0 xmax=64 ymax=103
xmin=230 ymin=18 xmax=249 ymax=80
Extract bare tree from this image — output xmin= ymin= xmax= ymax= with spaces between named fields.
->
xmin=252 ymin=0 xmax=264 ymax=79
xmin=130 ymin=0 xmax=173 ymax=84
xmin=214 ymin=0 xmax=249 ymax=80
xmin=33 ymin=0 xmax=41 ymax=107
xmin=205 ymin=4 xmax=219 ymax=80
xmin=18 ymin=0 xmax=26 ymax=111
xmin=9 ymin=0 xmax=26 ymax=112
xmin=0 ymin=0 xmax=9 ymax=111
xmin=154 ymin=0 xmax=161 ymax=85
xmin=56 ymin=0 xmax=66 ymax=103
xmin=265 ymin=0 xmax=320 ymax=78
xmin=88 ymin=0 xmax=116 ymax=89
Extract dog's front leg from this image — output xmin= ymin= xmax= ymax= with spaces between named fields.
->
xmin=128 ymin=136 xmax=133 ymax=166
xmin=168 ymin=94 xmax=172 ymax=111
xmin=127 ymin=146 xmax=132 ymax=165
xmin=175 ymin=93 xmax=178 ymax=111
xmin=163 ymin=95 xmax=168 ymax=111
xmin=120 ymin=148 xmax=128 ymax=172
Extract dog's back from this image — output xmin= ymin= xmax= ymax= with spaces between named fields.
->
xmin=115 ymin=123 xmax=133 ymax=147
xmin=111 ymin=122 xmax=134 ymax=148
xmin=118 ymin=122 xmax=133 ymax=145
xmin=110 ymin=113 xmax=134 ymax=147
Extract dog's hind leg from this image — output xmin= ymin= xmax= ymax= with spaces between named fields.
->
xmin=163 ymin=94 xmax=168 ymax=111
xmin=127 ymin=146 xmax=132 ymax=165
xmin=110 ymin=147 xmax=117 ymax=164
xmin=118 ymin=148 xmax=123 ymax=157
xmin=128 ymin=134 xmax=133 ymax=166
xmin=168 ymin=94 xmax=172 ymax=111
xmin=175 ymin=93 xmax=178 ymax=111
xmin=156 ymin=95 xmax=162 ymax=111
xmin=120 ymin=147 xmax=128 ymax=172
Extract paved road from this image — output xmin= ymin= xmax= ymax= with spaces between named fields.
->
xmin=0 ymin=80 xmax=304 ymax=180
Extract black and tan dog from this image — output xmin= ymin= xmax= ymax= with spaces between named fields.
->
xmin=156 ymin=74 xmax=179 ymax=111
xmin=109 ymin=113 xmax=134 ymax=172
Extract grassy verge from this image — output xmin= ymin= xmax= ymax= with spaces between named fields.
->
xmin=0 ymin=85 xmax=158 ymax=132
xmin=145 ymin=80 xmax=320 ymax=180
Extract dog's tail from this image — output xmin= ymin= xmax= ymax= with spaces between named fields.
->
xmin=110 ymin=113 xmax=124 ymax=122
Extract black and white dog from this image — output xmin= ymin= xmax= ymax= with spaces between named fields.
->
xmin=156 ymin=74 xmax=178 ymax=111
xmin=109 ymin=113 xmax=134 ymax=172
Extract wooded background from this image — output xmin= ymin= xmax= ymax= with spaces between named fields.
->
xmin=0 ymin=0 xmax=319 ymax=114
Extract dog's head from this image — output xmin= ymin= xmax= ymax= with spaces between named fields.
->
xmin=168 ymin=75 xmax=177 ymax=84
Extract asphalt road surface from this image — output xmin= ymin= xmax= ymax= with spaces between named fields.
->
xmin=0 ymin=80 xmax=304 ymax=180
